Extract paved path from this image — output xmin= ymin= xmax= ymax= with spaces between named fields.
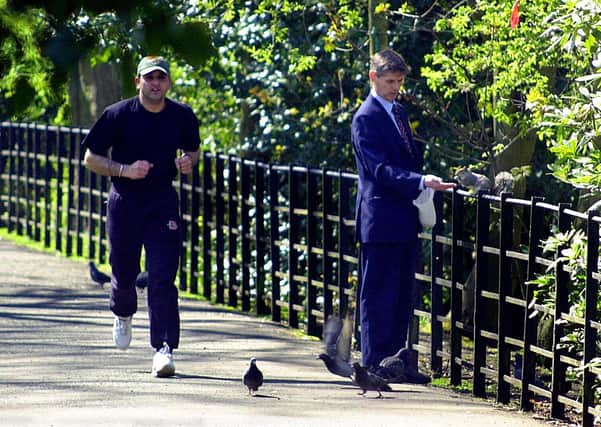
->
xmin=0 ymin=236 xmax=548 ymax=426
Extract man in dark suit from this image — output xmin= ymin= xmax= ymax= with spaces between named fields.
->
xmin=351 ymin=49 xmax=455 ymax=374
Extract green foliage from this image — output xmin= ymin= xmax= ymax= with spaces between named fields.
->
xmin=529 ymin=1 xmax=601 ymax=195
xmin=0 ymin=0 xmax=214 ymax=121
xmin=421 ymin=0 xmax=566 ymax=170
xmin=527 ymin=225 xmax=601 ymax=400
xmin=175 ymin=0 xmax=371 ymax=167
xmin=528 ymin=228 xmax=589 ymax=314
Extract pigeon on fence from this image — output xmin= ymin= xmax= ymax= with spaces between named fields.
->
xmin=493 ymin=171 xmax=514 ymax=195
xmin=317 ymin=314 xmax=353 ymax=379
xmin=243 ymin=357 xmax=264 ymax=396
xmin=454 ymin=167 xmax=492 ymax=193
xmin=89 ymin=261 xmax=111 ymax=287
xmin=351 ymin=362 xmax=392 ymax=398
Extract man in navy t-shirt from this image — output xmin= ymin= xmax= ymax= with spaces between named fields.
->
xmin=82 ymin=56 xmax=201 ymax=377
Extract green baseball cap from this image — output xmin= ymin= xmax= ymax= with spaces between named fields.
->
xmin=137 ymin=56 xmax=170 ymax=77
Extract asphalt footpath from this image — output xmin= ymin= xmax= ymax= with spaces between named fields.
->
xmin=0 ymin=236 xmax=548 ymax=427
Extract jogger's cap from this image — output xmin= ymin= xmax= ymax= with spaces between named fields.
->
xmin=137 ymin=56 xmax=170 ymax=77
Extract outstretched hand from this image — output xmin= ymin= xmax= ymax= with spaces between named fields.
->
xmin=424 ymin=174 xmax=457 ymax=191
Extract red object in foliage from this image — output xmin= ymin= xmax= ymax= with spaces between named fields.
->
xmin=510 ymin=0 xmax=521 ymax=29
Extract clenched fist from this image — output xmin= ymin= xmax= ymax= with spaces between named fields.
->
xmin=124 ymin=160 xmax=153 ymax=180
xmin=175 ymin=154 xmax=193 ymax=175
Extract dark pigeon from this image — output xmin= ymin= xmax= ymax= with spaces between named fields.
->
xmin=317 ymin=314 xmax=353 ymax=379
xmin=243 ymin=357 xmax=264 ymax=396
xmin=376 ymin=347 xmax=430 ymax=384
xmin=351 ymin=362 xmax=392 ymax=398
xmin=135 ymin=271 xmax=148 ymax=291
xmin=89 ymin=261 xmax=111 ymax=286
xmin=376 ymin=348 xmax=408 ymax=383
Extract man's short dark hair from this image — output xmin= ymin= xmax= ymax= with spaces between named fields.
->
xmin=371 ymin=49 xmax=411 ymax=76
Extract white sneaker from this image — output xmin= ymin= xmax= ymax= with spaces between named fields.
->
xmin=152 ymin=342 xmax=175 ymax=377
xmin=112 ymin=316 xmax=132 ymax=350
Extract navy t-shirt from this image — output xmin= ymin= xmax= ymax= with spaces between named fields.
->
xmin=83 ymin=96 xmax=201 ymax=195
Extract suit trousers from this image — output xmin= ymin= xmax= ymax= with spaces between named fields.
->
xmin=107 ymin=186 xmax=181 ymax=350
xmin=359 ymin=240 xmax=419 ymax=368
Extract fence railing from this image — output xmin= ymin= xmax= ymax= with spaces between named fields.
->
xmin=1 ymin=121 xmax=600 ymax=426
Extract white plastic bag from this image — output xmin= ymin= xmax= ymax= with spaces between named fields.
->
xmin=412 ymin=187 xmax=436 ymax=228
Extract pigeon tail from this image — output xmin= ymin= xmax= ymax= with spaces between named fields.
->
xmin=317 ymin=353 xmax=353 ymax=378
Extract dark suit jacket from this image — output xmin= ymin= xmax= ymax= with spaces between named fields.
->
xmin=351 ymin=94 xmax=424 ymax=243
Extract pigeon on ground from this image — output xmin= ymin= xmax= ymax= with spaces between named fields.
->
xmin=243 ymin=357 xmax=264 ymax=396
xmin=376 ymin=347 xmax=430 ymax=384
xmin=135 ymin=271 xmax=148 ymax=291
xmin=375 ymin=348 xmax=408 ymax=383
xmin=351 ymin=362 xmax=392 ymax=398
xmin=317 ymin=314 xmax=353 ymax=379
xmin=89 ymin=261 xmax=111 ymax=286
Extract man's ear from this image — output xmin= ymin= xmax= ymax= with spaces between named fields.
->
xmin=368 ymin=70 xmax=377 ymax=82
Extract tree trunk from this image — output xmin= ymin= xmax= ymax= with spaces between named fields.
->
xmin=368 ymin=0 xmax=388 ymax=57
xmin=68 ymin=59 xmax=123 ymax=127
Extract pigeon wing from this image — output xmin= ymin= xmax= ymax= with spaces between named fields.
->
xmin=323 ymin=315 xmax=343 ymax=358
xmin=336 ymin=314 xmax=353 ymax=363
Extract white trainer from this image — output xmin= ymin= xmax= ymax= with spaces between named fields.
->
xmin=112 ymin=315 xmax=132 ymax=350
xmin=152 ymin=342 xmax=175 ymax=377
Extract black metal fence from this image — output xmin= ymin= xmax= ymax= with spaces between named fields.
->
xmin=1 ymin=121 xmax=601 ymax=426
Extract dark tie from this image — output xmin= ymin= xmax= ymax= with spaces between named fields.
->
xmin=392 ymin=102 xmax=414 ymax=158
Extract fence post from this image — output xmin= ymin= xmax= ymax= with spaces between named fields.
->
xmin=178 ymin=164 xmax=189 ymax=291
xmin=550 ymin=203 xmax=571 ymax=419
xmin=6 ymin=124 xmax=16 ymax=233
xmin=429 ymin=191 xmax=445 ymax=374
xmin=74 ymin=129 xmax=84 ymax=257
xmin=87 ymin=166 xmax=96 ymax=261
xmin=449 ymin=189 xmax=464 ymax=385
xmin=189 ymin=164 xmax=200 ymax=295
xmin=0 ymin=124 xmax=5 ymax=228
xmin=240 ymin=159 xmax=251 ymax=311
xmin=43 ymin=125 xmax=53 ymax=248
xmin=306 ymin=169 xmax=319 ymax=336
xmin=24 ymin=123 xmax=32 ymax=239
xmin=496 ymin=192 xmax=513 ymax=404
xmin=227 ymin=155 xmax=238 ymax=307
xmin=33 ymin=124 xmax=41 ymax=242
xmin=322 ymin=169 xmax=334 ymax=319
xmin=582 ymin=208 xmax=599 ymax=427
xmin=473 ymin=192 xmax=491 ymax=397
xmin=99 ymin=174 xmax=108 ymax=264
xmin=54 ymin=128 xmax=64 ymax=251
xmin=338 ymin=172 xmax=350 ymax=317
xmin=14 ymin=124 xmax=23 ymax=235
xmin=288 ymin=165 xmax=299 ymax=328
xmin=201 ymin=151 xmax=213 ymax=299
xmin=65 ymin=129 xmax=77 ymax=256
xmin=269 ymin=164 xmax=281 ymax=323
xmin=215 ymin=153 xmax=225 ymax=304
xmin=254 ymin=161 xmax=267 ymax=315
xmin=521 ymin=196 xmax=544 ymax=410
